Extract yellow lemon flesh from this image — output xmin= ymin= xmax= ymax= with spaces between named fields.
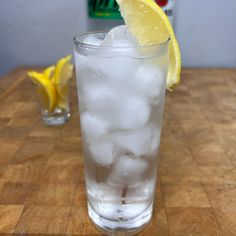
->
xmin=53 ymin=55 xmax=73 ymax=86
xmin=28 ymin=71 xmax=56 ymax=112
xmin=44 ymin=66 xmax=55 ymax=79
xmin=56 ymin=84 xmax=69 ymax=110
xmin=116 ymin=0 xmax=181 ymax=90
xmin=53 ymin=55 xmax=73 ymax=109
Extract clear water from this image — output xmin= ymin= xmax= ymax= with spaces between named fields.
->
xmin=74 ymin=25 xmax=168 ymax=234
xmin=86 ymin=148 xmax=157 ymax=219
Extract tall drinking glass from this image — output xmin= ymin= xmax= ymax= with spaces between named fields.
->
xmin=74 ymin=32 xmax=169 ymax=235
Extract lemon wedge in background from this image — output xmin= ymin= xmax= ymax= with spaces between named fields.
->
xmin=116 ymin=0 xmax=181 ymax=90
xmin=28 ymin=71 xmax=56 ymax=112
xmin=53 ymin=55 xmax=73 ymax=86
xmin=53 ymin=55 xmax=73 ymax=109
xmin=44 ymin=66 xmax=55 ymax=79
xmin=56 ymin=84 xmax=69 ymax=110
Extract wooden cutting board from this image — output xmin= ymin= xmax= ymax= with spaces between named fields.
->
xmin=0 ymin=67 xmax=235 ymax=235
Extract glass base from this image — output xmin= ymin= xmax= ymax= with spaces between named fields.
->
xmin=42 ymin=112 xmax=71 ymax=126
xmin=88 ymin=203 xmax=153 ymax=236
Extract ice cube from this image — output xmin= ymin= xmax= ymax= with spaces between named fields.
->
xmin=97 ymin=183 xmax=122 ymax=201
xmin=83 ymin=88 xmax=150 ymax=131
xmin=87 ymin=181 xmax=121 ymax=200
xmin=81 ymin=55 xmax=137 ymax=84
xmin=96 ymin=204 xmax=122 ymax=221
xmin=113 ymin=125 xmax=153 ymax=156
xmin=89 ymin=139 xmax=114 ymax=166
xmin=80 ymin=112 xmax=109 ymax=141
xmin=113 ymin=95 xmax=150 ymax=130
xmin=126 ymin=179 xmax=156 ymax=202
xmin=117 ymin=204 xmax=149 ymax=220
xmin=101 ymin=25 xmax=139 ymax=48
xmin=110 ymin=155 xmax=148 ymax=186
xmin=83 ymin=35 xmax=103 ymax=47
xmin=76 ymin=69 xmax=96 ymax=97
xmin=74 ymin=52 xmax=86 ymax=78
xmin=74 ymin=52 xmax=90 ymax=91
xmin=83 ymin=82 xmax=119 ymax=113
xmin=132 ymin=63 xmax=166 ymax=99
xmin=74 ymin=51 xmax=86 ymax=67
xmin=88 ymin=180 xmax=149 ymax=220
xmin=78 ymin=26 xmax=139 ymax=84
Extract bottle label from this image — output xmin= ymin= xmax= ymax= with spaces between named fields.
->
xmin=88 ymin=0 xmax=122 ymax=19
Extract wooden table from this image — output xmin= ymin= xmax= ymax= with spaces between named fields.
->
xmin=0 ymin=67 xmax=235 ymax=236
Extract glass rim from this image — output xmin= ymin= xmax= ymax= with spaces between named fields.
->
xmin=73 ymin=31 xmax=171 ymax=51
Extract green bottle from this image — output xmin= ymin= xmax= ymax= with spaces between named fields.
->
xmin=88 ymin=0 xmax=122 ymax=19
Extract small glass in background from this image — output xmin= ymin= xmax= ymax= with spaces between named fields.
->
xmin=28 ymin=55 xmax=73 ymax=126
xmin=33 ymin=81 xmax=71 ymax=125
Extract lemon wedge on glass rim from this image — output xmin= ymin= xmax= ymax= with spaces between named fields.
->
xmin=116 ymin=0 xmax=181 ymax=90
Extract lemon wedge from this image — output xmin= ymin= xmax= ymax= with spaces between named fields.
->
xmin=53 ymin=55 xmax=73 ymax=106
xmin=116 ymin=0 xmax=181 ymax=90
xmin=28 ymin=55 xmax=73 ymax=112
xmin=56 ymin=84 xmax=69 ymax=110
xmin=53 ymin=55 xmax=73 ymax=85
xmin=44 ymin=66 xmax=55 ymax=79
xmin=28 ymin=71 xmax=56 ymax=112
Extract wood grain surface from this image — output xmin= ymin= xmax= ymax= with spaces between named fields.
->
xmin=0 ymin=67 xmax=235 ymax=236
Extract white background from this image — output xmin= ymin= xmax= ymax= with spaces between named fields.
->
xmin=0 ymin=0 xmax=236 ymax=75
